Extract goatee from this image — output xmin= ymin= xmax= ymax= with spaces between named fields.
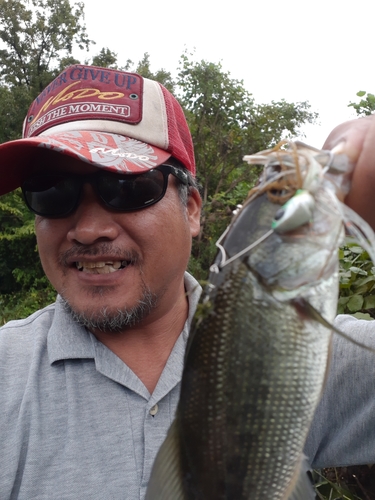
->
xmin=60 ymin=286 xmax=158 ymax=333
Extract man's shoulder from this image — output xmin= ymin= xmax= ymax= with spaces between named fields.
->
xmin=0 ymin=302 xmax=56 ymax=346
xmin=0 ymin=303 xmax=58 ymax=408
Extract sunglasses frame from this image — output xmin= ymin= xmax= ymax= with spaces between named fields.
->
xmin=22 ymin=164 xmax=190 ymax=218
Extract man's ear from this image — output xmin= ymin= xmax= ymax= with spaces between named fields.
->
xmin=187 ymin=188 xmax=202 ymax=237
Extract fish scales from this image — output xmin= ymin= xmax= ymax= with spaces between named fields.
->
xmin=146 ymin=142 xmax=350 ymax=500
xmin=178 ymin=201 xmax=335 ymax=499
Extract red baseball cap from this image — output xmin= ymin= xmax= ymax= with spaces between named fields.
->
xmin=0 ymin=65 xmax=195 ymax=195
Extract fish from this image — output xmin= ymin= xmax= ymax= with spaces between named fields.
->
xmin=145 ymin=141 xmax=372 ymax=499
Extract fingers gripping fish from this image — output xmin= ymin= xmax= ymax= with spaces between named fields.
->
xmin=146 ymin=142 xmax=373 ymax=499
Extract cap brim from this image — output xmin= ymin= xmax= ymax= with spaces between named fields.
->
xmin=0 ymin=130 xmax=171 ymax=195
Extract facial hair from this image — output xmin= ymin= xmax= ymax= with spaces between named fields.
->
xmin=60 ymin=284 xmax=158 ymax=333
xmin=58 ymin=243 xmax=159 ymax=333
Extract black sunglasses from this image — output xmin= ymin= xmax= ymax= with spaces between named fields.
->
xmin=22 ymin=164 xmax=190 ymax=218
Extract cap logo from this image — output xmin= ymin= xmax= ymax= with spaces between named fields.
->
xmin=24 ymin=66 xmax=143 ymax=138
xmin=89 ymin=147 xmax=151 ymax=161
xmin=29 ymin=81 xmax=126 ymax=130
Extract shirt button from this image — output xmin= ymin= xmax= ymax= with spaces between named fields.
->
xmin=149 ymin=404 xmax=159 ymax=416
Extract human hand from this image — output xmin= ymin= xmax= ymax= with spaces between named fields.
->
xmin=323 ymin=115 xmax=375 ymax=230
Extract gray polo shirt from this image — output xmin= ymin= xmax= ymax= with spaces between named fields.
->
xmin=0 ymin=273 xmax=201 ymax=500
xmin=3 ymin=271 xmax=375 ymax=499
xmin=305 ymin=314 xmax=375 ymax=468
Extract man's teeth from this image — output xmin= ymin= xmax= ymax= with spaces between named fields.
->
xmin=76 ymin=261 xmax=128 ymax=274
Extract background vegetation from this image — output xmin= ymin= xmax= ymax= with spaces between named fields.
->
xmin=0 ymin=1 xmax=374 ymax=498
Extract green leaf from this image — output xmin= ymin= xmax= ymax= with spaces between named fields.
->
xmin=347 ymin=294 xmax=364 ymax=312
xmin=353 ymin=312 xmax=373 ymax=320
xmin=338 ymin=296 xmax=350 ymax=305
xmin=364 ymin=295 xmax=375 ymax=309
xmin=339 ymin=270 xmax=352 ymax=279
xmin=337 ymin=303 xmax=346 ymax=314
xmin=354 ymin=275 xmax=375 ymax=286
xmin=349 ymin=266 xmax=367 ymax=276
xmin=349 ymin=246 xmax=365 ymax=254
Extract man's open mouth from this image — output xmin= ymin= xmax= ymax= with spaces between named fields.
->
xmin=75 ymin=261 xmax=130 ymax=274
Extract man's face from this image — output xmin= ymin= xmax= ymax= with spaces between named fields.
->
xmin=34 ymin=155 xmax=201 ymax=332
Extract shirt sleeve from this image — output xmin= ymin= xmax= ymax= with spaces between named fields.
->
xmin=304 ymin=314 xmax=375 ymax=468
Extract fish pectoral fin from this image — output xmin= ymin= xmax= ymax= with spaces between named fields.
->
xmin=292 ymin=297 xmax=375 ymax=354
xmin=145 ymin=419 xmax=186 ymax=500
xmin=285 ymin=455 xmax=316 ymax=500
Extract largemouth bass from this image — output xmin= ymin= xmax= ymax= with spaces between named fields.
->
xmin=146 ymin=142 xmax=370 ymax=499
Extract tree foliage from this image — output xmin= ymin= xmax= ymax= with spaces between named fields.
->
xmin=91 ymin=47 xmax=119 ymax=70
xmin=338 ymin=242 xmax=375 ymax=319
xmin=0 ymin=0 xmax=94 ymax=144
xmin=0 ymin=190 xmax=55 ymax=324
xmin=134 ymin=52 xmax=175 ymax=93
xmin=0 ymin=0 xmax=92 ymax=93
xmin=0 ymin=84 xmax=31 ymax=142
xmin=348 ymin=90 xmax=375 ymax=116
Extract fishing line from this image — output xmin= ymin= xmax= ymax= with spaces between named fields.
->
xmin=213 ymin=229 xmax=274 ymax=271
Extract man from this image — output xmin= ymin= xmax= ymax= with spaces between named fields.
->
xmin=0 ymin=65 xmax=202 ymax=499
xmin=0 ymin=64 xmax=375 ymax=499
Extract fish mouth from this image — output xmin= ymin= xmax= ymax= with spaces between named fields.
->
xmin=75 ymin=260 xmax=131 ymax=274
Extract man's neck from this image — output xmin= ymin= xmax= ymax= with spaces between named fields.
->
xmin=91 ymin=291 xmax=189 ymax=393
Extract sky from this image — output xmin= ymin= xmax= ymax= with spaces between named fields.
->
xmin=80 ymin=0 xmax=373 ymax=148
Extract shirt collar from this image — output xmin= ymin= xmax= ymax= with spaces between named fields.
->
xmin=47 ymin=272 xmax=202 ymax=368
xmin=47 ymin=296 xmax=95 ymax=364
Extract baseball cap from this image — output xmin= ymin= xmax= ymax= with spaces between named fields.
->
xmin=0 ymin=65 xmax=195 ymax=196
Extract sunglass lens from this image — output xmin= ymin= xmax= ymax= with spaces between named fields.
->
xmin=98 ymin=169 xmax=166 ymax=211
xmin=23 ymin=175 xmax=80 ymax=217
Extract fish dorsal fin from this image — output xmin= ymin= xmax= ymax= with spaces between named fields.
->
xmin=145 ymin=420 xmax=185 ymax=500
xmin=292 ymin=297 xmax=375 ymax=354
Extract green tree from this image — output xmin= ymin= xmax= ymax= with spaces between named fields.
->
xmin=135 ymin=52 xmax=175 ymax=93
xmin=0 ymin=0 xmax=92 ymax=94
xmin=0 ymin=0 xmax=94 ymax=144
xmin=91 ymin=47 xmax=135 ymax=72
xmin=0 ymin=84 xmax=30 ymax=142
xmin=348 ymin=90 xmax=375 ymax=116
xmin=92 ymin=47 xmax=118 ymax=69
xmin=0 ymin=190 xmax=55 ymax=324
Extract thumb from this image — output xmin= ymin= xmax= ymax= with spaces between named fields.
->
xmin=323 ymin=115 xmax=375 ymax=230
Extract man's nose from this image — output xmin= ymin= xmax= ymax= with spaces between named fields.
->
xmin=66 ymin=184 xmax=121 ymax=245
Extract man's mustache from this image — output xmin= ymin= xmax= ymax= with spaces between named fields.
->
xmin=58 ymin=243 xmax=140 ymax=267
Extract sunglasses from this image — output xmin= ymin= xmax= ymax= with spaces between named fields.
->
xmin=22 ymin=164 xmax=190 ymax=218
